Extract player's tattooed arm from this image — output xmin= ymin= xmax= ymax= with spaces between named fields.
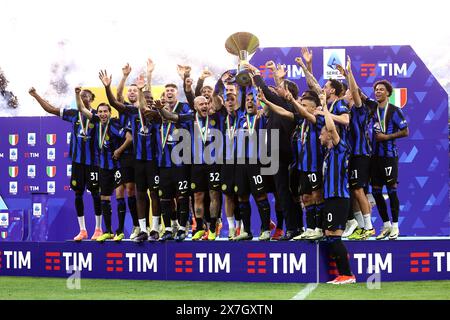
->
xmin=28 ymin=87 xmax=60 ymax=116
xmin=295 ymin=55 xmax=321 ymax=95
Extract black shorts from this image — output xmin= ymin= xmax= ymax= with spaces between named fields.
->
xmin=265 ymin=174 xmax=276 ymax=194
xmin=118 ymin=154 xmax=135 ymax=184
xmin=234 ymin=164 xmax=268 ymax=197
xmin=159 ymin=166 xmax=190 ymax=199
xmin=190 ymin=164 xmax=221 ymax=193
xmin=349 ymin=155 xmax=371 ymax=190
xmin=323 ymin=197 xmax=350 ymax=231
xmin=299 ymin=171 xmax=322 ymax=195
xmin=70 ymin=162 xmax=99 ymax=193
xmin=134 ymin=159 xmax=159 ymax=192
xmin=220 ymin=164 xmax=236 ymax=195
xmin=370 ymin=156 xmax=398 ymax=187
xmin=99 ymin=168 xmax=122 ymax=196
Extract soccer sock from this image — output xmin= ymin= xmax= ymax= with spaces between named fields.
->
xmin=276 ymin=209 xmax=284 ymax=230
xmin=305 ymin=205 xmax=316 ymax=230
xmin=145 ymin=194 xmax=150 ymax=228
xmin=354 ymin=211 xmax=364 ymax=228
xmin=294 ymin=200 xmax=303 ymax=230
xmin=92 ymin=192 xmax=101 ymax=217
xmin=239 ymin=201 xmax=252 ymax=234
xmin=160 ymin=200 xmax=172 ymax=233
xmin=75 ymin=193 xmax=84 ymax=217
xmin=372 ymin=189 xmax=389 ymax=222
xmin=152 ymin=216 xmax=160 ymax=232
xmin=178 ymin=197 xmax=190 ymax=231
xmin=233 ymin=196 xmax=241 ymax=221
xmin=327 ymin=236 xmax=352 ymax=276
xmin=77 ymin=216 xmax=86 ymax=231
xmin=347 ymin=206 xmax=355 ymax=220
xmin=95 ymin=215 xmax=102 ymax=230
xmin=256 ymin=199 xmax=271 ymax=232
xmin=116 ymin=198 xmax=126 ymax=234
xmin=387 ymin=186 xmax=400 ymax=223
xmin=227 ymin=217 xmax=235 ymax=229
xmin=210 ymin=217 xmax=217 ymax=233
xmin=138 ymin=218 xmax=147 ymax=234
xmin=315 ymin=202 xmax=324 ymax=230
xmin=392 ymin=222 xmax=399 ymax=228
xmin=384 ymin=221 xmax=392 ymax=228
xmin=127 ymin=196 xmax=138 ymax=227
xmin=363 ymin=214 xmax=373 ymax=230
xmin=101 ymin=200 xmax=112 ymax=234
xmin=195 ymin=217 xmax=204 ymax=231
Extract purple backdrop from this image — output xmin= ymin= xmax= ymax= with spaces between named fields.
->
xmin=0 ymin=45 xmax=448 ymax=241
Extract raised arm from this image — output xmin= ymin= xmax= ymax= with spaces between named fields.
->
xmin=75 ymin=87 xmax=93 ymax=119
xmin=153 ymin=100 xmax=180 ymax=123
xmin=145 ymin=58 xmax=154 ymax=94
xmin=295 ymin=56 xmax=321 ymax=95
xmin=183 ymin=76 xmax=195 ymax=109
xmin=258 ymin=90 xmax=294 ymax=121
xmin=301 ymin=47 xmax=313 ymax=74
xmin=99 ymin=70 xmax=128 ymax=113
xmin=345 ymin=56 xmax=362 ymax=107
xmin=195 ymin=67 xmax=213 ymax=97
xmin=322 ymin=94 xmax=340 ymax=145
xmin=117 ymin=63 xmax=131 ymax=103
xmin=28 ymin=87 xmax=60 ymax=116
xmin=244 ymin=63 xmax=285 ymax=106
xmin=289 ymin=97 xmax=317 ymax=124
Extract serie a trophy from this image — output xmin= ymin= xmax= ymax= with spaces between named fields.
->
xmin=225 ymin=32 xmax=260 ymax=87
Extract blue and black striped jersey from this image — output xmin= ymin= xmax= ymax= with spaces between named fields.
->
xmin=323 ymin=139 xmax=350 ymax=199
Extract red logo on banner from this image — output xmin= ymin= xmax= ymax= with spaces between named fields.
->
xmin=106 ymin=253 xmax=124 ymax=272
xmin=258 ymin=66 xmax=274 ymax=79
xmin=45 ymin=251 xmax=61 ymax=271
xmin=175 ymin=253 xmax=193 ymax=273
xmin=361 ymin=63 xmax=376 ymax=77
xmin=247 ymin=253 xmax=267 ymax=274
xmin=410 ymin=252 xmax=430 ymax=273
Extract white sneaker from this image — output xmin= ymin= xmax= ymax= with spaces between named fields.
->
xmin=342 ymin=219 xmax=358 ymax=238
xmin=388 ymin=227 xmax=399 ymax=240
xmin=304 ymin=228 xmax=323 ymax=240
xmin=293 ymin=228 xmax=313 ymax=240
xmin=130 ymin=226 xmax=141 ymax=240
xmin=228 ymin=228 xmax=236 ymax=240
xmin=376 ymin=227 xmax=392 ymax=240
xmin=258 ymin=230 xmax=271 ymax=241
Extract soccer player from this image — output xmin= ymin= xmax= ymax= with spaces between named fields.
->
xmin=28 ymin=87 xmax=103 ymax=241
xmin=367 ymin=80 xmax=409 ymax=240
xmin=318 ymin=92 xmax=356 ymax=285
xmin=76 ymin=88 xmax=132 ymax=241
xmin=336 ymin=58 xmax=375 ymax=240
xmin=100 ymin=70 xmax=160 ymax=242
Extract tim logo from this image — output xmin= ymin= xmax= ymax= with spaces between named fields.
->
xmin=410 ymin=252 xmax=430 ymax=273
xmin=45 ymin=251 xmax=92 ymax=272
xmin=47 ymin=181 xmax=56 ymax=194
xmin=106 ymin=253 xmax=124 ymax=272
xmin=28 ymin=133 xmax=36 ymax=146
xmin=9 ymin=148 xmax=18 ymax=161
xmin=45 ymin=252 xmax=62 ymax=271
xmin=9 ymin=182 xmax=17 ymax=195
xmin=1 ymin=251 xmax=31 ymax=269
xmin=67 ymin=165 xmax=72 ymax=177
xmin=27 ymin=165 xmax=36 ymax=179
xmin=323 ymin=49 xmax=345 ymax=80
xmin=33 ymin=203 xmax=42 ymax=217
xmin=247 ymin=253 xmax=267 ymax=274
xmin=47 ymin=148 xmax=56 ymax=161
xmin=360 ymin=63 xmax=376 ymax=77
xmin=175 ymin=253 xmax=193 ymax=273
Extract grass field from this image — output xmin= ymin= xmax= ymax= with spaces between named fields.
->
xmin=0 ymin=277 xmax=449 ymax=300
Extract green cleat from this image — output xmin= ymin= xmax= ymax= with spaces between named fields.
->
xmin=192 ymin=230 xmax=205 ymax=241
xmin=347 ymin=228 xmax=364 ymax=240
xmin=362 ymin=228 xmax=376 ymax=239
xmin=113 ymin=232 xmax=125 ymax=242
xmin=208 ymin=231 xmax=217 ymax=241
xmin=96 ymin=232 xmax=114 ymax=242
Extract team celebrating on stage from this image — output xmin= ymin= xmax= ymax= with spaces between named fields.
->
xmin=29 ymin=48 xmax=408 ymax=284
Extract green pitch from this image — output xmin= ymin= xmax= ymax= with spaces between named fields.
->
xmin=0 ymin=277 xmax=449 ymax=300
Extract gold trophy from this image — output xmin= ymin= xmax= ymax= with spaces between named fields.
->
xmin=225 ymin=32 xmax=260 ymax=87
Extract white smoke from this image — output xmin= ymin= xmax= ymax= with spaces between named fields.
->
xmin=0 ymin=0 xmax=448 ymax=116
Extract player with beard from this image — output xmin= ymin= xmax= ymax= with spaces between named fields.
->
xmin=76 ymin=89 xmax=133 ymax=241
xmin=29 ymin=87 xmax=103 ymax=241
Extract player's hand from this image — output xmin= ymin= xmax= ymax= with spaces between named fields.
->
xmin=301 ymin=47 xmax=313 ymax=65
xmin=122 ymin=63 xmax=132 ymax=77
xmin=176 ymin=65 xmax=191 ymax=80
xmin=275 ymin=64 xmax=287 ymax=79
xmin=185 ymin=77 xmax=193 ymax=87
xmin=113 ymin=149 xmax=122 ymax=160
xmin=153 ymin=99 xmax=164 ymax=109
xmin=199 ymin=68 xmax=213 ymax=80
xmin=375 ymin=132 xmax=390 ymax=141
xmin=28 ymin=87 xmax=37 ymax=97
xmin=75 ymin=86 xmax=82 ymax=95
xmin=257 ymin=90 xmax=268 ymax=103
xmin=319 ymin=90 xmax=327 ymax=107
xmin=136 ymin=73 xmax=146 ymax=90
xmin=336 ymin=64 xmax=346 ymax=77
xmin=99 ymin=70 xmax=112 ymax=87
xmin=295 ymin=56 xmax=306 ymax=69
xmin=346 ymin=55 xmax=352 ymax=73
xmin=146 ymin=58 xmax=155 ymax=74
xmin=265 ymin=60 xmax=276 ymax=71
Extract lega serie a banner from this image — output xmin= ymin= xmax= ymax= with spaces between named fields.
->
xmin=0 ymin=45 xmax=448 ymax=241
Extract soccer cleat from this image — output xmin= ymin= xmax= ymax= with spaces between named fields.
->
xmin=192 ymin=230 xmax=205 ymax=241
xmin=388 ymin=227 xmax=399 ymax=240
xmin=208 ymin=231 xmax=217 ymax=241
xmin=258 ymin=230 xmax=271 ymax=241
xmin=347 ymin=228 xmax=364 ymax=240
xmin=362 ymin=228 xmax=376 ymax=239
xmin=133 ymin=231 xmax=148 ymax=243
xmin=293 ymin=229 xmax=313 ymax=241
xmin=91 ymin=228 xmax=103 ymax=240
xmin=304 ymin=228 xmax=323 ymax=240
xmin=113 ymin=232 xmax=125 ymax=242
xmin=235 ymin=227 xmax=241 ymax=236
xmin=279 ymin=230 xmax=300 ymax=241
xmin=96 ymin=232 xmax=114 ymax=242
xmin=201 ymin=230 xmax=210 ymax=241
xmin=130 ymin=226 xmax=140 ymax=240
xmin=228 ymin=228 xmax=236 ymax=240
xmin=376 ymin=227 xmax=392 ymax=240
xmin=271 ymin=228 xmax=284 ymax=241
xmin=269 ymin=220 xmax=276 ymax=231
xmin=175 ymin=230 xmax=187 ymax=242
xmin=159 ymin=231 xmax=174 ymax=241
xmin=342 ymin=219 xmax=359 ymax=238
xmin=330 ymin=275 xmax=357 ymax=285
xmin=73 ymin=230 xmax=88 ymax=242
xmin=216 ymin=221 xmax=223 ymax=238
xmin=148 ymin=230 xmax=160 ymax=241
xmin=171 ymin=222 xmax=179 ymax=235
xmin=233 ymin=231 xmax=253 ymax=241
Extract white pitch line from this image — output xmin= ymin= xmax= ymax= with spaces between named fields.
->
xmin=291 ymin=282 xmax=319 ymax=300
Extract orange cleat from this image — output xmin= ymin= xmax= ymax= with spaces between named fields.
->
xmin=216 ymin=221 xmax=223 ymax=238
xmin=271 ymin=228 xmax=284 ymax=241
xmin=74 ymin=230 xmax=88 ymax=242
xmin=91 ymin=228 xmax=103 ymax=240
xmin=327 ymin=275 xmax=356 ymax=285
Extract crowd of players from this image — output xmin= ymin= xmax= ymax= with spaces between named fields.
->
xmin=28 ymin=49 xmax=408 ymax=284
